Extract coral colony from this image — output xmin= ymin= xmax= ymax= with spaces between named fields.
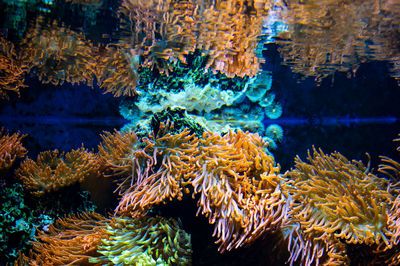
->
xmin=0 ymin=0 xmax=399 ymax=265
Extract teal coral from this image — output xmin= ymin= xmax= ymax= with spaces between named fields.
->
xmin=0 ymin=183 xmax=53 ymax=262
xmin=149 ymin=107 xmax=205 ymax=137
xmin=0 ymin=181 xmax=97 ymax=263
xmin=122 ymin=50 xmax=282 ymax=138
xmin=137 ymin=50 xmax=249 ymax=93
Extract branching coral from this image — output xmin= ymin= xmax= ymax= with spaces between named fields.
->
xmin=16 ymin=147 xmax=99 ymax=196
xmin=283 ymin=147 xmax=393 ymax=265
xmin=0 ymin=38 xmax=29 ymax=99
xmin=19 ymin=212 xmax=109 ymax=265
xmin=89 ymin=216 xmax=192 ymax=265
xmin=0 ymin=128 xmax=27 ymax=171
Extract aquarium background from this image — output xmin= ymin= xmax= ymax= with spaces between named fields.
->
xmin=0 ymin=0 xmax=400 ymax=265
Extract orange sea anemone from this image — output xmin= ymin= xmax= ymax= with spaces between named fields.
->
xmin=94 ymin=44 xmax=140 ymax=97
xmin=114 ymin=126 xmax=199 ymax=216
xmin=109 ymin=126 xmax=287 ymax=252
xmin=283 ymin=147 xmax=393 ymax=265
xmin=18 ymin=212 xmax=109 ymax=265
xmin=0 ymin=38 xmax=29 ymax=99
xmin=16 ymin=147 xmax=99 ymax=196
xmin=0 ymin=128 xmax=27 ymax=171
xmin=191 ymin=130 xmax=287 ymax=252
xmin=97 ymin=129 xmax=139 ymax=176
xmin=20 ymin=20 xmax=97 ymax=87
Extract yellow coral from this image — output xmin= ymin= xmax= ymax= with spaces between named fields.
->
xmin=90 ymin=216 xmax=192 ymax=265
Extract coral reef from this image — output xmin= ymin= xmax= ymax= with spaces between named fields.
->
xmin=1 ymin=1 xmax=400 ymax=265
xmin=6 ymin=123 xmax=400 ymax=266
